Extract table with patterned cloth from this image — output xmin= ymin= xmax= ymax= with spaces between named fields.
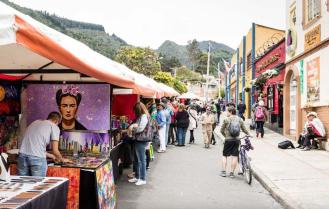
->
xmin=0 ymin=176 xmax=68 ymax=209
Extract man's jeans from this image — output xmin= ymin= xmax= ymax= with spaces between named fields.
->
xmin=17 ymin=153 xmax=47 ymax=177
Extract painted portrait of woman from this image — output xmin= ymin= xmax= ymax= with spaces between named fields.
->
xmin=56 ymin=85 xmax=87 ymax=130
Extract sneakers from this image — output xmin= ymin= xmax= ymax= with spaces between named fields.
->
xmin=135 ymin=180 xmax=146 ymax=186
xmin=229 ymin=172 xmax=234 ymax=178
xmin=220 ymin=171 xmax=226 ymax=177
xmin=302 ymin=146 xmax=311 ymax=151
xmin=128 ymin=178 xmax=138 ymax=183
xmin=298 ymin=146 xmax=306 ymax=149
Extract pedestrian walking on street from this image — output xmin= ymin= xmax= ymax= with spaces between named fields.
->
xmin=175 ymin=104 xmax=190 ymax=146
xmin=216 ymin=99 xmax=222 ymax=122
xmin=188 ymin=105 xmax=198 ymax=144
xmin=237 ymin=99 xmax=246 ymax=121
xmin=156 ymin=103 xmax=167 ymax=153
xmin=220 ymin=106 xmax=250 ymax=178
xmin=297 ymin=112 xmax=326 ymax=151
xmin=254 ymin=100 xmax=267 ymax=138
xmin=200 ymin=106 xmax=215 ymax=148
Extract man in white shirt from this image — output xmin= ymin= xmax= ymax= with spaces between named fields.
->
xmin=18 ymin=112 xmax=69 ymax=176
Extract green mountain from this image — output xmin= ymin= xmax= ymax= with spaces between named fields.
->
xmin=1 ymin=0 xmax=128 ymax=59
xmin=157 ymin=40 xmax=234 ymax=74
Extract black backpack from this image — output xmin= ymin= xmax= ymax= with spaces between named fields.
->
xmin=228 ymin=117 xmax=241 ymax=138
xmin=278 ymin=140 xmax=295 ymax=149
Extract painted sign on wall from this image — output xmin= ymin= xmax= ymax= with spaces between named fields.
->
xmin=26 ymin=84 xmax=110 ymax=130
xmin=306 ymin=57 xmax=320 ymax=102
xmin=304 ymin=25 xmax=321 ymax=51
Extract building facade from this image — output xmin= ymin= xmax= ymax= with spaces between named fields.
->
xmin=284 ymin=0 xmax=329 ymax=148
xmin=255 ymin=39 xmax=286 ymax=133
xmin=227 ymin=23 xmax=284 ymax=118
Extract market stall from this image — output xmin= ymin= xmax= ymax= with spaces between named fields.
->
xmin=0 ymin=2 xmax=163 ymax=209
xmin=0 ymin=176 xmax=68 ymax=209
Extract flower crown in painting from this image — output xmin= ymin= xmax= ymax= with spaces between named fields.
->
xmin=62 ymin=85 xmax=79 ymax=96
xmin=56 ymin=85 xmax=82 ymax=106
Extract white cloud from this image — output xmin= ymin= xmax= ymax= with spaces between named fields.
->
xmin=9 ymin=0 xmax=285 ymax=49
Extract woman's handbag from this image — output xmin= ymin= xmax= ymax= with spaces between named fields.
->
xmin=135 ymin=120 xmax=153 ymax=142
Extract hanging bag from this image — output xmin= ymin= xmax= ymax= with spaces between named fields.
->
xmin=135 ymin=119 xmax=153 ymax=142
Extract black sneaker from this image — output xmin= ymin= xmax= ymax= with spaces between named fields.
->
xmin=229 ymin=172 xmax=234 ymax=178
xmin=220 ymin=171 xmax=226 ymax=177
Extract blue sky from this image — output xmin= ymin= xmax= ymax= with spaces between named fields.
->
xmin=10 ymin=0 xmax=286 ymax=49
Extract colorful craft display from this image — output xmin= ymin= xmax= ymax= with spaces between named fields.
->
xmin=47 ymin=167 xmax=80 ymax=209
xmin=0 ymin=82 xmax=21 ymax=116
xmin=0 ymin=116 xmax=19 ymax=152
xmin=61 ymin=156 xmax=108 ymax=169
xmin=59 ymin=131 xmax=110 ymax=155
xmin=95 ymin=161 xmax=116 ymax=209
xmin=111 ymin=115 xmax=130 ymax=129
xmin=0 ymin=176 xmax=67 ymax=209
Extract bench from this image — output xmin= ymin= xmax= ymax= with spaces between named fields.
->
xmin=313 ymin=137 xmax=327 ymax=150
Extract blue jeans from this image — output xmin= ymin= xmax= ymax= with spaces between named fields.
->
xmin=177 ymin=127 xmax=187 ymax=145
xmin=135 ymin=142 xmax=147 ymax=181
xmin=17 ymin=153 xmax=47 ymax=177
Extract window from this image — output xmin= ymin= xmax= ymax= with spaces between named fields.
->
xmin=303 ymin=0 xmax=321 ymax=28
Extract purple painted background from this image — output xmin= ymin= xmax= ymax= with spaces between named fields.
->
xmin=26 ymin=84 xmax=110 ymax=130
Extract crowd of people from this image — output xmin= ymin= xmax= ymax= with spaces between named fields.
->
xmin=126 ymin=96 xmax=326 ymax=185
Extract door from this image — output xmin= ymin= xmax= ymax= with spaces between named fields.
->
xmin=289 ymin=76 xmax=297 ymax=135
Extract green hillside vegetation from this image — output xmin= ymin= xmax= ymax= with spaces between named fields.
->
xmin=1 ymin=0 xmax=128 ymax=59
xmin=157 ymin=39 xmax=234 ymax=76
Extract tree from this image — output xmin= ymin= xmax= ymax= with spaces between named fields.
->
xmin=115 ymin=46 xmax=161 ymax=76
xmin=176 ymin=66 xmax=203 ymax=82
xmin=159 ymin=53 xmax=182 ymax=73
xmin=173 ymin=79 xmax=188 ymax=94
xmin=186 ymin=39 xmax=202 ymax=71
xmin=153 ymin=72 xmax=187 ymax=94
xmin=195 ymin=53 xmax=208 ymax=74
xmin=153 ymin=72 xmax=175 ymax=87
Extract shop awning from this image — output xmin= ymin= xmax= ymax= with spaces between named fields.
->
xmin=157 ymin=83 xmax=180 ymax=97
xmin=0 ymin=2 xmax=157 ymax=97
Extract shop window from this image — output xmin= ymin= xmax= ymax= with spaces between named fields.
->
xmin=303 ymin=0 xmax=321 ymax=29
xmin=247 ymin=53 xmax=252 ymax=70
xmin=267 ymin=86 xmax=274 ymax=111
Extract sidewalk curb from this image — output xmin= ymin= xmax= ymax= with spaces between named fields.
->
xmin=251 ymin=163 xmax=304 ymax=209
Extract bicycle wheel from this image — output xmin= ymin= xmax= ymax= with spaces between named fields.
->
xmin=244 ymin=156 xmax=252 ymax=185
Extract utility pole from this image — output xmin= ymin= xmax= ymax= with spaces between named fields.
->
xmin=217 ymin=62 xmax=221 ymax=98
xmin=205 ymin=41 xmax=211 ymax=102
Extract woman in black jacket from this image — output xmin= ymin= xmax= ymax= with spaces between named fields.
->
xmin=175 ymin=104 xmax=190 ymax=146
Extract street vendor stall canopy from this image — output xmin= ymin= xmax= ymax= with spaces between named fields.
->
xmin=178 ymin=92 xmax=201 ymax=99
xmin=0 ymin=2 xmax=171 ymax=97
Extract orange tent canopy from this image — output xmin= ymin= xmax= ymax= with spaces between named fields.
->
xmin=0 ymin=2 xmax=158 ymax=97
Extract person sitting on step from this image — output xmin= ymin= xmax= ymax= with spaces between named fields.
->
xmin=297 ymin=112 xmax=325 ymax=151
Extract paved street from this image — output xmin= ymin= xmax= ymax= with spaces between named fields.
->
xmin=116 ymin=125 xmax=282 ymax=209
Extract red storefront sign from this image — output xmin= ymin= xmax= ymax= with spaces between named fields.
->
xmin=255 ymin=41 xmax=286 ymax=114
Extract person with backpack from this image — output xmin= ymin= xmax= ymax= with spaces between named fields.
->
xmin=220 ymin=106 xmax=250 ymax=178
xmin=200 ymin=106 xmax=215 ymax=148
xmin=254 ymin=100 xmax=267 ymax=138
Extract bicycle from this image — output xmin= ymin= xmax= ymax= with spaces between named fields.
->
xmin=238 ymin=135 xmax=254 ymax=185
